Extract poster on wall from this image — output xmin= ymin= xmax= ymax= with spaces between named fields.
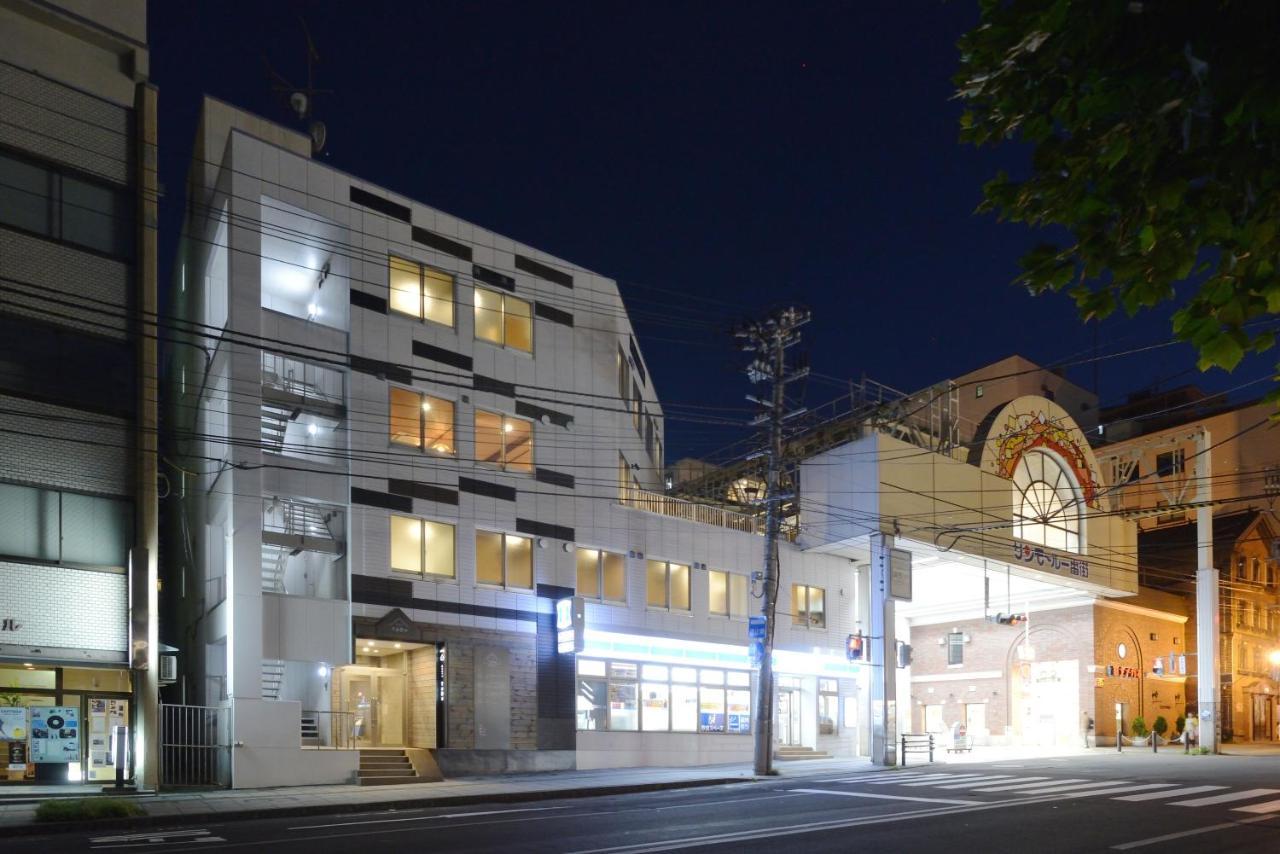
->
xmin=87 ymin=698 xmax=129 ymax=781
xmin=28 ymin=706 xmax=79 ymax=764
xmin=0 ymin=707 xmax=26 ymax=742
xmin=8 ymin=739 xmax=27 ymax=770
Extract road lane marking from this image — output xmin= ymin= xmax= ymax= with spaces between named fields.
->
xmin=656 ymin=793 xmax=803 ymax=810
xmin=288 ymin=805 xmax=565 ymax=830
xmin=790 ymin=787 xmax=982 ymax=806
xmin=1111 ymin=815 xmax=1275 ymax=850
xmin=898 ymin=774 xmax=996 ymax=786
xmin=970 ymin=778 xmax=1089 ymax=792
xmin=1169 ymin=788 xmax=1280 ymax=807
xmin=92 ymin=830 xmax=213 ymax=843
xmin=996 ymin=781 xmax=1134 ymax=796
xmin=865 ymin=773 xmax=957 ymax=784
xmin=1112 ymin=785 xmax=1225 ymax=802
xmin=1232 ymin=798 xmax=1280 ymax=814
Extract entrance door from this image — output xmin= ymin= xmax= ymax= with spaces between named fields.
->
xmin=965 ymin=703 xmax=986 ymax=737
xmin=777 ymin=689 xmax=801 ymax=746
xmin=1252 ymin=695 xmax=1271 ymax=741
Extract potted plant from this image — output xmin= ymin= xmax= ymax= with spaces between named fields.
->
xmin=1153 ymin=716 xmax=1169 ymax=744
xmin=1130 ymin=716 xmax=1149 ymax=745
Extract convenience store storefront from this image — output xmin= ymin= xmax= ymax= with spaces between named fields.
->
xmin=573 ymin=630 xmax=862 ymax=769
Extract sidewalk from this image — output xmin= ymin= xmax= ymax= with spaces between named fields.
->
xmin=0 ymin=758 xmax=878 ymax=836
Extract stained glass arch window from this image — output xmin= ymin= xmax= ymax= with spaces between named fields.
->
xmin=1012 ymin=449 xmax=1083 ymax=554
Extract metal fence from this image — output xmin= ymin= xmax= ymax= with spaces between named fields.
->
xmin=302 ymin=709 xmax=355 ymax=749
xmin=159 ymin=703 xmax=230 ymax=788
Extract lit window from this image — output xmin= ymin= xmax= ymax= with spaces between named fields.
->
xmin=646 ymin=560 xmax=690 ymax=611
xmin=577 ymin=659 xmax=750 ymax=734
xmin=576 ymin=548 xmax=626 ymax=603
xmin=792 ymin=584 xmax=826 ymax=628
xmin=388 ymin=256 xmax=454 ymax=327
xmin=709 ymin=570 xmax=749 ymax=618
xmin=474 ymin=410 xmax=532 ymax=472
xmin=475 ymin=531 xmax=533 ymax=589
xmin=389 ymin=515 xmax=455 ymax=578
xmin=1012 ymin=450 xmax=1083 ymax=553
xmin=388 ymin=387 xmax=455 ymax=455
xmin=474 ymin=287 xmax=532 ymax=352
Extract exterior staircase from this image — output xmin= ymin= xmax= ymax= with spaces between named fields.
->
xmin=774 ymin=745 xmax=831 ymax=761
xmin=261 ymin=660 xmax=285 ymax=701
xmin=261 ymin=542 xmax=288 ymax=592
xmin=300 ymin=713 xmax=320 ymax=747
xmin=358 ymin=749 xmax=425 ymax=785
xmin=260 ymin=403 xmax=297 ymax=455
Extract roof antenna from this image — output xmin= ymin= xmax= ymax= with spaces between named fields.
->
xmin=264 ymin=16 xmax=332 ymax=155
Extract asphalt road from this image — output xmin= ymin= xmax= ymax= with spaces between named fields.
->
xmin=16 ymin=753 xmax=1280 ymax=853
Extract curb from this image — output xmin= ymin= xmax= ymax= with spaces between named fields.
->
xmin=5 ymin=775 xmax=752 ymax=838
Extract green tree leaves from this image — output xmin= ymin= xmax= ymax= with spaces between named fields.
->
xmin=956 ymin=0 xmax=1280 ymax=393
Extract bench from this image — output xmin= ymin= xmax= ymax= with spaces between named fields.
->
xmin=899 ymin=733 xmax=934 ymax=766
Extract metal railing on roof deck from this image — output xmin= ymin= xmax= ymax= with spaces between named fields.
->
xmin=621 ymin=485 xmax=762 ymax=534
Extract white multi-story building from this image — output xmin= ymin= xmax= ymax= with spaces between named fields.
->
xmin=168 ymin=98 xmax=862 ymax=787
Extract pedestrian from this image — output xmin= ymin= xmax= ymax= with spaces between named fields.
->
xmin=1082 ymin=710 xmax=1094 ymax=748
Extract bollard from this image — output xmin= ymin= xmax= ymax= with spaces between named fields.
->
xmin=1152 ymin=729 xmax=1158 ymax=754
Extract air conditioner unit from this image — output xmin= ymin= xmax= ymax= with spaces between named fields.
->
xmin=159 ymin=655 xmax=177 ymax=684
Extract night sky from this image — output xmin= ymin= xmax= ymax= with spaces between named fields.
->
xmin=149 ymin=1 xmax=1270 ymax=460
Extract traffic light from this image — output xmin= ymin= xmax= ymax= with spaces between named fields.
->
xmin=987 ymin=612 xmax=1027 ymax=626
xmin=846 ymin=632 xmax=865 ymax=662
xmin=897 ymin=641 xmax=913 ymax=669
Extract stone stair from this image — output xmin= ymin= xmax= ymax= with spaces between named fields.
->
xmin=300 ymin=713 xmax=319 ymax=747
xmin=774 ymin=745 xmax=831 ymax=761
xmin=358 ymin=748 xmax=424 ymax=786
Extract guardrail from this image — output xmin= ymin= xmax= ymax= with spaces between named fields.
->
xmin=302 ymin=709 xmax=355 ymax=749
xmin=622 ymin=486 xmax=761 ymax=534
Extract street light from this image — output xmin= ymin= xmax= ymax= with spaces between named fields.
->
xmin=1269 ymin=650 xmax=1280 ymax=668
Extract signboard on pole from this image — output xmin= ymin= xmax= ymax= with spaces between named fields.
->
xmin=889 ymin=548 xmax=912 ymax=601
xmin=29 ymin=706 xmax=79 ymax=764
xmin=748 ymin=616 xmax=767 ymax=668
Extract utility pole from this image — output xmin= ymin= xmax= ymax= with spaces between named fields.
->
xmin=737 ymin=307 xmax=810 ymax=777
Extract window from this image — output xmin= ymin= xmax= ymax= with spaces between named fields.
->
xmin=475 ymin=410 xmax=533 ymax=472
xmin=0 ymin=482 xmax=130 ymax=568
xmin=1155 ymin=449 xmax=1185 ymax=477
xmin=389 ymin=515 xmax=455 ymax=578
xmin=475 ymin=530 xmax=533 ymax=589
xmin=388 ymin=256 xmax=454 ymax=326
xmin=0 ymin=151 xmax=132 ymax=258
xmin=792 ymin=584 xmax=826 ymax=628
xmin=388 ymin=387 xmax=455 ymax=455
xmin=646 ymin=559 xmax=690 ymax=610
xmin=709 ymin=570 xmax=749 ymax=618
xmin=617 ymin=347 xmax=631 ymax=409
xmin=819 ymin=678 xmax=839 ymax=735
xmin=947 ymin=631 xmax=965 ymax=666
xmin=576 ymin=548 xmax=626 ymax=603
xmin=578 ymin=659 xmax=750 ymax=734
xmin=617 ymin=453 xmax=640 ymax=504
xmin=1012 ymin=449 xmax=1083 ymax=553
xmin=474 ymin=287 xmax=532 ymax=352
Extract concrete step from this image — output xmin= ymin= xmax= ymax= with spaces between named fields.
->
xmin=358 ymin=766 xmax=415 ymax=777
xmin=360 ymin=759 xmax=412 ymax=769
xmin=358 ymin=774 xmax=436 ymax=787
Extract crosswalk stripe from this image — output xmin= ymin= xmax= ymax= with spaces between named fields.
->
xmin=900 ymin=774 xmax=998 ymax=787
xmin=865 ymin=773 xmax=956 ymax=785
xmin=934 ymin=776 xmax=1034 ymax=790
xmin=971 ymin=778 xmax=1089 ymax=792
xmin=1003 ymin=781 xmax=1133 ymax=796
xmin=1169 ymin=788 xmax=1280 ymax=807
xmin=1059 ymin=783 xmax=1175 ymax=799
xmin=1231 ymin=798 xmax=1280 ymax=815
xmin=1113 ymin=785 xmax=1225 ymax=802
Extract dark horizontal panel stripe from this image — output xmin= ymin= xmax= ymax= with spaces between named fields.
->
xmin=351 ymin=487 xmax=412 ymax=513
xmin=534 ymin=302 xmax=573 ymax=327
xmin=352 ymin=573 xmax=414 ymax=606
xmin=349 ymin=354 xmax=413 ymax=385
xmin=536 ymin=583 xmax=575 ymax=600
xmin=516 ymin=518 xmax=575 ymax=542
xmin=473 ymin=265 xmax=515 ymax=292
xmin=350 ymin=289 xmax=388 ymax=314
xmin=629 ymin=337 xmax=647 ymax=385
xmin=515 ymin=254 xmax=573 ymax=288
xmin=473 ymin=374 xmax=516 ymax=398
xmin=388 ymin=479 xmax=460 ymax=506
xmin=535 ymin=467 xmax=575 ymax=489
xmin=352 ymin=582 xmax=537 ymax=623
xmin=458 ymin=477 xmax=516 ymax=502
xmin=350 ymin=187 xmax=411 ymax=223
xmin=515 ymin=400 xmax=573 ymax=429
xmin=412 ymin=226 xmax=472 ymax=261
xmin=412 ymin=340 xmax=473 ymax=372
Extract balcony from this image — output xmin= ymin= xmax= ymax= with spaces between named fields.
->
xmin=620 ymin=485 xmax=762 ymax=535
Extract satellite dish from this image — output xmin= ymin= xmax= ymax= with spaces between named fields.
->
xmin=310 ymin=121 xmax=327 ymax=154
xmin=290 ymin=91 xmax=309 ymax=119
